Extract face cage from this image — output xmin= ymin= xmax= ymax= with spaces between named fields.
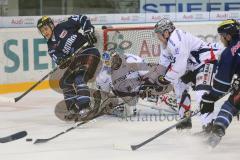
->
xmin=154 ymin=27 xmax=164 ymax=35
xmin=111 ymin=55 xmax=122 ymax=70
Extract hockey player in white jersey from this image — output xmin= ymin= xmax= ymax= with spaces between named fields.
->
xmin=154 ymin=18 xmax=222 ymax=132
xmin=96 ymin=50 xmax=172 ymax=117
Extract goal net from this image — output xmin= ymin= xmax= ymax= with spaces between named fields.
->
xmin=103 ymin=26 xmax=161 ymax=63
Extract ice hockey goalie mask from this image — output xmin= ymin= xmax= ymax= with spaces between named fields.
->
xmin=111 ymin=53 xmax=122 ymax=70
xmin=154 ymin=18 xmax=175 ymax=35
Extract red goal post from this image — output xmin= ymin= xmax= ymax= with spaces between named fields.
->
xmin=102 ymin=26 xmax=161 ymax=63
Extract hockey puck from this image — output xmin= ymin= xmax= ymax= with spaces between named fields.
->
xmin=26 ymin=138 xmax=33 ymax=142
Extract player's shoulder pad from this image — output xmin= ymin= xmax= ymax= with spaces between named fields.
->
xmin=54 ymin=23 xmax=66 ymax=35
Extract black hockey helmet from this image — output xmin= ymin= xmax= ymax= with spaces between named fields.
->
xmin=37 ymin=16 xmax=54 ymax=30
xmin=37 ymin=16 xmax=54 ymax=38
xmin=217 ymin=19 xmax=240 ymax=38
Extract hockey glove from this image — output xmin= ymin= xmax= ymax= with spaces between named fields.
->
xmin=157 ymin=75 xmax=170 ymax=86
xmin=84 ymin=31 xmax=97 ymax=46
xmin=139 ymin=79 xmax=153 ymax=99
xmin=181 ymin=71 xmax=196 ymax=84
xmin=200 ymin=93 xmax=215 ymax=114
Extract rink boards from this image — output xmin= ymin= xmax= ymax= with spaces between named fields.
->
xmin=0 ymin=21 xmax=221 ymax=93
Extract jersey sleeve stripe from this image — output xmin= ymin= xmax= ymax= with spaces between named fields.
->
xmin=212 ymin=78 xmax=231 ymax=94
xmin=214 ymin=77 xmax=231 ymax=85
xmin=212 ymin=86 xmax=229 ymax=94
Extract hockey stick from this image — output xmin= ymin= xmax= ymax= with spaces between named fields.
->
xmin=14 ymin=67 xmax=59 ymax=103
xmin=1 ymin=43 xmax=88 ymax=103
xmin=0 ymin=67 xmax=58 ymax=103
xmin=130 ymin=110 xmax=199 ymax=151
xmin=33 ymin=96 xmax=118 ymax=144
xmin=33 ymin=119 xmax=94 ymax=144
xmin=0 ymin=131 xmax=27 ymax=143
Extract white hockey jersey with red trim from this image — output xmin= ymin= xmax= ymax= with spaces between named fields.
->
xmin=159 ymin=29 xmax=222 ymax=84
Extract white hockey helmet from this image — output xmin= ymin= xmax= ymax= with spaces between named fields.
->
xmin=154 ymin=18 xmax=175 ymax=35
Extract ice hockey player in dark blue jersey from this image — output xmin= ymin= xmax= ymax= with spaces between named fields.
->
xmin=199 ymin=19 xmax=240 ymax=147
xmin=37 ymin=15 xmax=100 ymax=120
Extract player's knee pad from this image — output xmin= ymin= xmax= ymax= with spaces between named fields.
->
xmin=215 ymin=101 xmax=238 ymax=129
xmin=195 ymin=61 xmax=217 ymax=90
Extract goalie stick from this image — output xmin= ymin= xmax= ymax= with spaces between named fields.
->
xmin=130 ymin=110 xmax=199 ymax=151
xmin=0 ymin=131 xmax=27 ymax=143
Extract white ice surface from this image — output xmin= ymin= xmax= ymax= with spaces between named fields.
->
xmin=0 ymin=89 xmax=239 ymax=160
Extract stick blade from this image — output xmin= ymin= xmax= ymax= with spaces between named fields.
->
xmin=0 ymin=96 xmax=16 ymax=103
xmin=33 ymin=138 xmax=49 ymax=144
xmin=130 ymin=144 xmax=142 ymax=151
xmin=0 ymin=131 xmax=27 ymax=143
